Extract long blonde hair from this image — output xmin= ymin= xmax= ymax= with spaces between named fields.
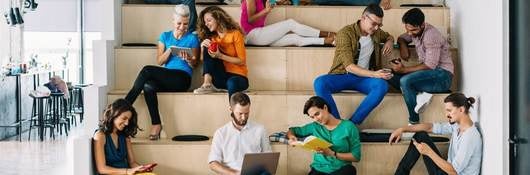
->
xmin=197 ymin=6 xmax=243 ymax=40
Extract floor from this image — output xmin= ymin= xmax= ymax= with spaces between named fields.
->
xmin=0 ymin=122 xmax=85 ymax=175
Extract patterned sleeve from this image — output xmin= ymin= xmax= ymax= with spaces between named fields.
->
xmin=334 ymin=27 xmax=355 ymax=68
xmin=421 ymin=30 xmax=444 ymax=69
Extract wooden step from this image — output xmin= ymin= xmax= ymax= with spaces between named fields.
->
xmin=114 ymin=47 xmax=459 ymax=91
xmin=131 ymin=138 xmax=449 ymax=175
xmin=121 ymin=5 xmax=449 ymax=45
xmin=108 ymin=91 xmax=451 ymax=138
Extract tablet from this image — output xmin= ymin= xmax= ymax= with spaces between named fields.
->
xmin=170 ymin=46 xmax=193 ymax=57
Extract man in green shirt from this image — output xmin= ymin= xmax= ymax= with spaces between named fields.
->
xmin=287 ymin=96 xmax=361 ymax=175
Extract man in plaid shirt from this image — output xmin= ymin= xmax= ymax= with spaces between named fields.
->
xmin=388 ymin=8 xmax=454 ymax=125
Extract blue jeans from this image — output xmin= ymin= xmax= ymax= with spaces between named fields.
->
xmin=311 ymin=0 xmax=380 ymax=5
xmin=387 ymin=68 xmax=452 ymax=123
xmin=314 ymin=73 xmax=388 ymax=124
xmin=143 ymin=0 xmax=197 ymax=32
xmin=202 ymin=49 xmax=249 ymax=100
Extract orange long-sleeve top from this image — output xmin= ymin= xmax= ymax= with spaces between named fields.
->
xmin=211 ymin=30 xmax=248 ymax=77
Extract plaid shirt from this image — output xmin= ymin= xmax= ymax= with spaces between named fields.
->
xmin=398 ymin=23 xmax=454 ymax=74
xmin=329 ymin=21 xmax=392 ymax=74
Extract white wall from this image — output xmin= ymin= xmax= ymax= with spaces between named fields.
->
xmin=447 ymin=0 xmax=509 ymax=174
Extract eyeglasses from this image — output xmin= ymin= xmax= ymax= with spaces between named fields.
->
xmin=365 ymin=15 xmax=383 ymax=28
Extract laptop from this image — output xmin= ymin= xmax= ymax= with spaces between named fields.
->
xmin=240 ymin=152 xmax=280 ymax=175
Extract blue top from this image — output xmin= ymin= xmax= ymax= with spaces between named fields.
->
xmin=159 ymin=30 xmax=200 ymax=76
xmin=104 ymin=133 xmax=129 ymax=168
xmin=433 ymin=122 xmax=482 ymax=175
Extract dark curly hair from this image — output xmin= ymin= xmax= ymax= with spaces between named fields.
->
xmin=98 ymin=98 xmax=141 ymax=137
xmin=197 ymin=6 xmax=243 ymax=40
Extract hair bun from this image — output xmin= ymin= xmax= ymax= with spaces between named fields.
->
xmin=467 ymin=97 xmax=476 ymax=105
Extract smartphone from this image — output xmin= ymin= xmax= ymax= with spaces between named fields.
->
xmin=170 ymin=46 xmax=193 ymax=57
xmin=390 ymin=58 xmax=401 ymax=64
xmin=381 ymin=68 xmax=392 ymax=74
xmin=139 ymin=163 xmax=157 ymax=172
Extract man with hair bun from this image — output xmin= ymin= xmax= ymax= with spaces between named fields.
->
xmin=389 ymin=93 xmax=483 ymax=175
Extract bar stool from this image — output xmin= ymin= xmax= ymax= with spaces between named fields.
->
xmin=28 ymin=94 xmax=55 ymax=141
xmin=71 ymin=86 xmax=84 ymax=123
xmin=49 ymin=92 xmax=69 ymax=136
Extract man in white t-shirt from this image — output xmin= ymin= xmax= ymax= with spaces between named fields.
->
xmin=313 ymin=4 xmax=394 ymax=125
xmin=208 ymin=92 xmax=272 ymax=175
xmin=389 ymin=93 xmax=482 ymax=175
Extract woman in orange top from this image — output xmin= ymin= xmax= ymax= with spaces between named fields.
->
xmin=194 ymin=6 xmax=249 ymax=99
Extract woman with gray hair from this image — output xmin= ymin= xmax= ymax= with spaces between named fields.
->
xmin=124 ymin=4 xmax=200 ymax=140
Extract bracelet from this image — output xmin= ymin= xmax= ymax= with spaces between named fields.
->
xmin=334 ymin=151 xmax=338 ymax=158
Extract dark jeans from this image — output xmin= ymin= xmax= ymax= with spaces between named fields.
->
xmin=308 ymin=164 xmax=357 ymax=175
xmin=394 ymin=131 xmax=448 ymax=175
xmin=387 ymin=68 xmax=452 ymax=123
xmin=202 ymin=49 xmax=249 ymax=99
xmin=311 ymin=0 xmax=380 ymax=5
xmin=125 ymin=65 xmax=191 ymax=125
xmin=143 ymin=0 xmax=197 ymax=32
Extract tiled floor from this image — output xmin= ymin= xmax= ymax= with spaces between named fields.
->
xmin=0 ymin=122 xmax=85 ymax=175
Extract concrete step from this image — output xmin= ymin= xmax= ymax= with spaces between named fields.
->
xmin=121 ymin=4 xmax=450 ymax=45
xmin=108 ymin=90 xmax=451 ymax=138
xmin=131 ymin=138 xmax=449 ymax=175
xmin=114 ymin=47 xmax=459 ymax=91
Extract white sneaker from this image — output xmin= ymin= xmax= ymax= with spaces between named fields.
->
xmin=414 ymin=92 xmax=433 ymax=114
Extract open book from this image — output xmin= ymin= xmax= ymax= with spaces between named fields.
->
xmin=294 ymin=136 xmax=332 ymax=152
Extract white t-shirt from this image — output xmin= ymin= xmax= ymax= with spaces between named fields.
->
xmin=208 ymin=121 xmax=272 ymax=170
xmin=357 ymin=36 xmax=374 ymax=69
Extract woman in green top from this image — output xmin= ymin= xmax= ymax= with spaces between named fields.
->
xmin=287 ymin=96 xmax=361 ymax=175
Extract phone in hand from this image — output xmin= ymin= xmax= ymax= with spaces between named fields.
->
xmin=139 ymin=163 xmax=157 ymax=172
xmin=390 ymin=58 xmax=401 ymax=64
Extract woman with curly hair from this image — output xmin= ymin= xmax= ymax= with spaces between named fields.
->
xmin=193 ymin=6 xmax=249 ymax=99
xmin=93 ymin=99 xmax=156 ymax=175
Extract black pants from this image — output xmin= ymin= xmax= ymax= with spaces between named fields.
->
xmin=308 ymin=164 xmax=356 ymax=175
xmin=394 ymin=131 xmax=448 ymax=175
xmin=125 ymin=65 xmax=191 ymax=125
xmin=202 ymin=49 xmax=249 ymax=99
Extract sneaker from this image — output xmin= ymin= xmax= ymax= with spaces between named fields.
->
xmin=414 ymin=92 xmax=433 ymax=114
xmin=193 ymin=84 xmax=220 ymax=94
xmin=408 ymin=121 xmax=419 ymax=126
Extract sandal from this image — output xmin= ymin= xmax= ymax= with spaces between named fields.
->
xmin=148 ymin=125 xmax=162 ymax=140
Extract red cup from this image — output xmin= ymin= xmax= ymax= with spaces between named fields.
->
xmin=208 ymin=42 xmax=218 ymax=53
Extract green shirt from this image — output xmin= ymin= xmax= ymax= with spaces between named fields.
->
xmin=329 ymin=21 xmax=391 ymax=74
xmin=290 ymin=120 xmax=361 ymax=173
